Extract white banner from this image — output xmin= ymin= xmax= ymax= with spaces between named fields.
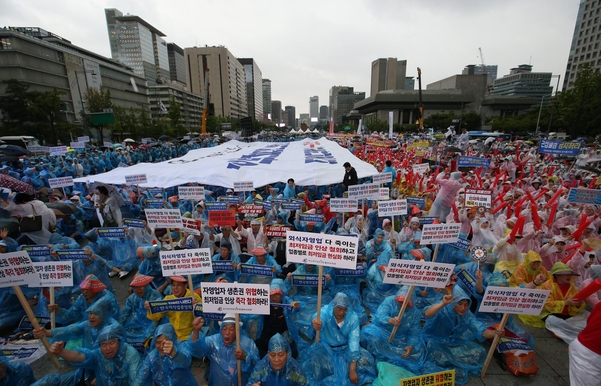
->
xmin=286 ymin=230 xmax=358 ymax=269
xmin=178 ymin=186 xmax=205 ymax=200
xmin=378 ymin=188 xmax=390 ymax=200
xmin=48 ymin=176 xmax=74 ymax=189
xmin=70 ymin=142 xmax=85 ymax=149
xmin=125 ymin=174 xmax=148 ymax=185
xmin=200 ymin=282 xmax=270 ymax=315
xmin=421 ymin=223 xmax=461 ymax=244
xmin=29 ymin=261 xmax=74 ymax=288
xmin=234 ymin=181 xmax=254 ymax=192
xmin=77 ymin=136 xmax=90 ymax=142
xmin=49 ymin=146 xmax=67 ymax=156
xmin=378 ymin=199 xmax=407 ymax=216
xmin=159 ymin=248 xmax=213 ymax=276
xmin=144 ymin=209 xmax=183 ymax=229
xmin=329 ymin=198 xmax=358 ymax=213
xmin=412 ymin=163 xmax=430 ymax=175
xmin=373 ymin=172 xmax=392 ymax=185
xmin=182 ymin=218 xmax=201 ymax=235
xmin=103 ymin=142 xmax=113 ymax=147
xmin=478 ymin=286 xmax=551 ymax=316
xmin=464 ymin=188 xmax=492 ymax=208
xmin=383 ymin=259 xmax=455 ymax=288
xmin=347 ymin=182 xmax=380 ymax=199
xmin=0 ymin=251 xmax=37 ymax=288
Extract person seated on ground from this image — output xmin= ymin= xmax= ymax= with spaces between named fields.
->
xmin=133 ymin=324 xmax=197 ymax=386
xmin=309 ymin=292 xmax=376 ymax=386
xmin=145 ymin=276 xmax=201 ymax=341
xmin=178 ymin=227 xmax=212 ymax=250
xmin=421 ymin=285 xmax=504 ymax=385
xmin=237 ymin=219 xmax=268 ymax=254
xmin=32 ymin=325 xmax=141 ymax=386
xmin=209 ymin=241 xmax=240 ymax=283
xmin=360 ymin=286 xmax=427 ymax=374
xmin=363 ymin=229 xmax=397 ymax=314
xmin=247 ymin=333 xmax=309 ymax=386
xmin=509 ymin=250 xmax=549 ymax=288
xmin=240 ymin=245 xmax=281 ymax=284
xmin=49 ymin=274 xmax=119 ymax=325
xmin=210 ymin=225 xmax=243 ymax=256
xmin=188 ymin=314 xmax=260 ymax=386
xmin=119 ymin=274 xmax=162 ymax=344
xmin=102 ymin=227 xmax=140 ymax=279
xmin=367 ymin=228 xmax=394 ymax=267
xmin=0 ymin=352 xmax=35 ymax=386
xmin=136 ymin=245 xmax=168 ymax=292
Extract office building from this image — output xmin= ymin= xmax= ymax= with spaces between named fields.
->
xmin=564 ymin=0 xmax=601 ymax=89
xmin=184 ymin=46 xmax=247 ymax=119
xmin=285 ymin=105 xmax=296 ymax=128
xmin=237 ymin=58 xmax=263 ymax=121
xmin=332 ymin=90 xmax=365 ymax=125
xmin=271 ymin=100 xmax=282 ymax=125
xmin=319 ymin=105 xmax=328 ymax=121
xmin=168 ymin=43 xmax=186 ymax=85
xmin=405 ymin=77 xmax=415 ymax=91
xmin=490 ymin=64 xmax=553 ymax=101
xmin=309 ymin=96 xmax=319 ymax=123
xmin=262 ymin=79 xmax=272 ymax=120
xmin=370 ymin=58 xmax=407 ymax=96
xmin=299 ymin=113 xmax=309 ymax=126
xmin=462 ymin=64 xmax=498 ymax=87
xmin=105 ymin=8 xmax=170 ymax=84
xmin=149 ymin=82 xmax=203 ymax=130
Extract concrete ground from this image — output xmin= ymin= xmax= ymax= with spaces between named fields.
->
xmin=29 ymin=272 xmax=572 ymax=385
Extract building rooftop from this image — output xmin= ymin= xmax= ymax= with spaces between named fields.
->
xmin=113 ymin=14 xmax=166 ymax=36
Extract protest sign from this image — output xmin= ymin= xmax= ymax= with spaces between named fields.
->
xmin=193 ymin=303 xmax=225 ymax=320
xmin=97 ymin=227 xmax=126 ymax=238
xmin=448 ymin=236 xmax=470 ymax=251
xmin=48 ymin=177 xmax=74 ymax=189
xmin=148 ymin=298 xmax=193 ymax=314
xmin=416 ymin=216 xmax=438 ymax=224
xmin=465 ymin=188 xmax=492 ymax=208
xmin=234 ymin=181 xmax=254 ymax=192
xmin=299 ymin=213 xmax=324 ymax=223
xmin=56 ymin=250 xmax=89 ymax=260
xmin=178 ymin=186 xmax=205 ymax=200
xmin=144 ymin=199 xmax=165 ymax=209
xmin=30 ymin=261 xmax=73 ymax=288
xmin=1 ymin=347 xmax=40 ymax=362
xmin=496 ymin=337 xmax=533 ymax=354
xmin=382 ymin=259 xmax=455 ymax=288
xmin=212 ymin=260 xmax=235 ymax=272
xmin=420 ymin=223 xmax=461 ymax=244
xmin=160 ymin=248 xmax=213 ymax=276
xmin=144 ymin=209 xmax=183 ymax=229
xmin=377 ymin=199 xmax=407 ymax=216
xmin=118 ymin=162 xmax=129 ymax=168
xmin=291 ymin=274 xmax=326 ymax=286
xmin=70 ymin=141 xmax=85 ymax=149
xmin=49 ymin=146 xmax=67 ymax=156
xmin=281 ymin=201 xmax=302 ymax=211
xmin=400 ymin=370 xmax=455 ymax=386
xmin=412 ymin=163 xmax=430 ymax=175
xmin=347 ymin=182 xmax=380 ymax=199
xmin=262 ymin=201 xmax=273 ymax=211
xmin=407 ymin=196 xmax=425 ymax=209
xmin=329 ymin=198 xmax=358 ymax=213
xmin=265 ymin=225 xmax=292 ymax=238
xmin=372 ymin=172 xmax=392 ymax=184
xmin=538 ymin=139 xmax=582 ymax=156
xmin=149 ymin=188 xmax=164 ymax=197
xmin=334 ymin=264 xmax=365 ymax=277
xmin=378 ymin=188 xmax=390 ymax=200
xmin=478 ymin=287 xmax=550 ymax=315
xmin=205 ymin=202 xmax=228 ymax=211
xmin=18 ymin=316 xmax=51 ymax=331
xmin=286 ymin=230 xmax=358 ymax=269
xmin=103 ymin=141 xmax=112 ymax=147
xmin=200 ymin=282 xmax=270 ymax=315
xmin=0 ymin=251 xmax=37 ymax=288
xmin=240 ymin=264 xmax=274 ymax=277
xmin=124 ymin=174 xmax=148 ymax=185
xmin=238 ymin=205 xmax=264 ymax=215
xmin=220 ymin=196 xmax=241 ymax=204
xmin=456 ymin=268 xmax=477 ymax=295
xmin=27 ymin=146 xmax=49 ymax=153
xmin=471 ymin=246 xmax=488 ymax=262
xmin=123 ymin=218 xmax=145 ymax=228
xmin=20 ymin=245 xmax=51 ymax=258
xmin=458 ymin=156 xmax=491 ymax=168
xmin=568 ymin=188 xmax=601 ymax=205
xmin=182 ymin=218 xmax=201 ymax=236
xmin=208 ymin=210 xmax=236 ymax=227
xmin=77 ymin=136 xmax=90 ymax=142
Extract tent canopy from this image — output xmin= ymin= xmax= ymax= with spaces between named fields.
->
xmin=75 ymin=137 xmax=378 ymax=189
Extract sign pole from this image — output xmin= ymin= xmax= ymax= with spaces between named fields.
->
xmin=167 ymin=227 xmax=174 ymax=248
xmin=187 ymin=274 xmax=194 ymax=299
xmin=49 ymin=286 xmax=56 ymax=329
xmin=137 ymin=184 xmax=141 ymax=202
xmin=480 ymin=313 xmax=509 ymax=378
xmin=13 ymin=285 xmax=60 ymax=369
xmin=387 ymin=285 xmax=415 ymax=343
xmin=315 ymin=264 xmax=324 ymax=344
xmin=62 ymin=187 xmax=67 ymax=198
xmin=235 ymin=313 xmax=242 ymax=386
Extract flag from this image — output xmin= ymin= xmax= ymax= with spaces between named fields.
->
xmin=159 ymin=100 xmax=167 ymax=113
xmin=388 ymin=111 xmax=394 ymax=138
xmin=357 ymin=119 xmax=363 ymax=135
xmin=129 ymin=77 xmax=139 ymax=93
xmin=329 ymin=119 xmax=334 ymax=135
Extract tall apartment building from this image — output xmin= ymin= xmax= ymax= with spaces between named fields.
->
xmin=105 ymin=8 xmax=170 ymax=85
xmin=490 ymin=64 xmax=553 ymax=100
xmin=564 ymin=0 xmax=601 ymax=89
xmin=271 ymin=100 xmax=282 ymax=125
xmin=462 ymin=64 xmax=498 ymax=87
xmin=168 ymin=43 xmax=186 ymax=85
xmin=370 ymin=58 xmax=407 ymax=96
xmin=309 ymin=96 xmax=319 ymax=123
xmin=284 ymin=106 xmax=296 ymax=128
xmin=184 ymin=46 xmax=248 ymax=119
xmin=237 ymin=58 xmax=263 ymax=121
xmin=262 ymin=79 xmax=272 ymax=120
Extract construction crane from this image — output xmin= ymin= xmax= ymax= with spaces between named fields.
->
xmin=201 ymin=56 xmax=210 ymax=136
xmin=478 ymin=47 xmax=486 ymax=67
xmin=417 ymin=67 xmax=424 ymax=130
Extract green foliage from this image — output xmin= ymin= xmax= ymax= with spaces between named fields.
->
xmin=84 ymin=87 xmax=113 ymax=142
xmin=424 ymin=112 xmax=482 ymax=131
xmin=166 ymin=96 xmax=185 ymax=137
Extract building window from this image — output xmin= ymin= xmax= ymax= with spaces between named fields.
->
xmin=0 ymin=37 xmax=11 ymax=50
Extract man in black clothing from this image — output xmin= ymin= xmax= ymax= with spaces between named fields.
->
xmin=343 ymin=162 xmax=358 ymax=191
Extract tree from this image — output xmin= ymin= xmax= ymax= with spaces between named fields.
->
xmin=27 ymin=88 xmax=66 ymax=145
xmin=166 ymin=96 xmax=185 ymax=137
xmin=0 ymin=79 xmax=33 ymax=135
xmin=84 ymin=87 xmax=113 ymax=142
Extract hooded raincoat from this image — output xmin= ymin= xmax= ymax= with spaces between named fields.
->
xmin=246 ymin=334 xmax=309 ymax=386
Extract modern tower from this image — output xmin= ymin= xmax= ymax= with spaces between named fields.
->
xmin=271 ymin=100 xmax=282 ymax=125
xmin=167 ymin=43 xmax=186 ymax=85
xmin=490 ymin=64 xmax=553 ymax=100
xmin=462 ymin=64 xmax=498 ymax=87
xmin=309 ymin=96 xmax=319 ymax=123
xmin=370 ymin=58 xmax=407 ymax=96
xmin=262 ymin=79 xmax=272 ymax=121
xmin=238 ymin=58 xmax=264 ymax=121
xmin=284 ymin=106 xmax=296 ymax=128
xmin=564 ymin=0 xmax=601 ymax=89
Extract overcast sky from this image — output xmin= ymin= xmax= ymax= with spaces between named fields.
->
xmin=1 ymin=0 xmax=580 ymax=117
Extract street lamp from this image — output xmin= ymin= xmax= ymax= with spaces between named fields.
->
xmin=74 ymin=70 xmax=96 ymax=136
xmin=535 ymin=95 xmax=546 ymax=133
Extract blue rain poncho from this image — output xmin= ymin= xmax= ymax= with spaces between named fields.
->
xmin=246 ymin=334 xmax=309 ymax=386
xmin=102 ymin=233 xmax=141 ymax=273
xmin=304 ymin=293 xmax=376 ymax=386
xmin=209 ymin=250 xmax=241 ymax=283
xmin=119 ymin=283 xmax=162 ymax=343
xmin=241 ymin=253 xmax=281 ymax=284
xmin=0 ymin=353 xmax=35 ymax=386
xmin=421 ymin=285 xmax=490 ymax=384
xmin=365 ymin=229 xmax=394 ymax=267
xmin=56 ymin=287 xmax=119 ymax=325
xmin=360 ymin=286 xmax=427 ymax=374
xmin=362 ymin=236 xmax=398 ymax=314
xmin=188 ymin=320 xmax=260 ymax=386
xmin=133 ymin=324 xmax=197 ymax=386
xmin=332 ymin=262 xmax=368 ymax=326
xmin=137 ymin=246 xmax=167 ymax=288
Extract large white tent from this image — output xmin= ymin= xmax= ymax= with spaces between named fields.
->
xmin=75 ymin=137 xmax=378 ymax=188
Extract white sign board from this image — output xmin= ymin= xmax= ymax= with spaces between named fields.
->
xmin=159 ymin=248 xmax=213 ymax=276
xmin=77 ymin=136 xmax=90 ymax=142
xmin=373 ymin=172 xmax=392 ymax=184
xmin=377 ymin=199 xmax=408 ymax=216
xmin=27 ymin=146 xmax=49 ymax=153
xmin=412 ymin=163 xmax=430 ymax=175
xmin=329 ymin=198 xmax=358 ymax=213
xmin=48 ymin=176 xmax=74 ymax=189
xmin=464 ymin=188 xmax=492 ymax=208
xmin=0 ymin=251 xmax=37 ymax=288
xmin=182 ymin=218 xmax=201 ymax=236
xmin=70 ymin=142 xmax=85 ymax=149
xmin=103 ymin=142 xmax=112 ymax=148
xmin=144 ymin=209 xmax=184 ymax=228
xmin=286 ymin=230 xmax=358 ymax=269
xmin=233 ymin=181 xmax=254 ymax=192
xmin=178 ymin=186 xmax=205 ymax=200
xmin=378 ymin=188 xmax=390 ymax=200
xmin=478 ymin=286 xmax=551 ymax=316
xmin=421 ymin=223 xmax=461 ymax=244
xmin=183 ymin=135 xmax=191 ymax=140
xmin=49 ymin=146 xmax=67 ymax=156
xmin=383 ymin=259 xmax=455 ymax=288
xmin=347 ymin=182 xmax=380 ymax=199
xmin=125 ymin=174 xmax=148 ymax=185
xmin=200 ymin=282 xmax=270 ymax=315
xmin=30 ymin=261 xmax=74 ymax=287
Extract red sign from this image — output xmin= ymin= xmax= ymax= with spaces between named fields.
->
xmin=208 ymin=210 xmax=237 ymax=227
xmin=238 ymin=205 xmax=265 ymax=215
xmin=265 ymin=226 xmax=292 ymax=238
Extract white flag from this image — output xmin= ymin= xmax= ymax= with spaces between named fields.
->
xmin=159 ymin=100 xmax=167 ymax=113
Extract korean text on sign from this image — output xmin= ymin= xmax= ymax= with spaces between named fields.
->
xmin=464 ymin=188 xmax=492 ymax=208
xmin=286 ymin=230 xmax=358 ymax=269
xmin=0 ymin=251 xmax=37 ymax=288
xmin=478 ymin=286 xmax=550 ymax=316
xmin=400 ymin=370 xmax=455 ymax=386
xmin=233 ymin=181 xmax=254 ymax=192
xmin=329 ymin=199 xmax=358 ymax=213
xmin=48 ymin=177 xmax=74 ymax=189
xmin=182 ymin=218 xmax=201 ymax=236
xmin=265 ymin=226 xmax=292 ymax=238
xmin=347 ymin=182 xmax=380 ymax=199
xmin=290 ymin=274 xmax=326 ymax=286
xmin=178 ymin=186 xmax=205 ymax=200
xmin=568 ymin=188 xmax=601 ymax=205
xmin=382 ymin=259 xmax=455 ymax=288
xmin=124 ymin=174 xmax=148 ymax=185
xmin=160 ymin=248 xmax=213 ymax=276
xmin=208 ymin=210 xmax=236 ymax=227
xmin=372 ymin=172 xmax=392 ymax=184
xmin=377 ymin=199 xmax=407 ymax=216
xmin=30 ymin=261 xmax=73 ymax=287
xmin=144 ymin=209 xmax=183 ymax=228
xmin=49 ymin=146 xmax=67 ymax=156
xmin=97 ymin=227 xmax=126 ymax=238
xmin=200 ymin=282 xmax=270 ymax=315
xmin=149 ymin=298 xmax=193 ymax=314
xmin=420 ymin=224 xmax=461 ymax=244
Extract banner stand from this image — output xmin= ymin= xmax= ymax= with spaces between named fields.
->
xmin=49 ymin=287 xmax=56 ymax=329
xmin=315 ymin=265 xmax=324 ymax=344
xmin=480 ymin=313 xmax=509 ymax=378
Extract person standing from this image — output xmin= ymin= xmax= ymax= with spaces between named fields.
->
xmin=343 ymin=162 xmax=358 ymax=191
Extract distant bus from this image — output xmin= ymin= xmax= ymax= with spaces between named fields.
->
xmin=0 ymin=136 xmax=40 ymax=148
xmin=467 ymin=131 xmax=512 ymax=141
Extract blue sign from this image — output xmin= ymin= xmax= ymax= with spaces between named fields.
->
xmin=449 ymin=237 xmax=470 ymax=251
xmin=456 ymin=268 xmax=477 ymax=295
xmin=193 ymin=304 xmax=225 ymax=320
xmin=212 ymin=260 xmax=235 ymax=272
xmin=458 ymin=156 xmax=491 ymax=168
xmin=220 ymin=196 xmax=241 ymax=204
xmin=407 ymin=196 xmax=425 ymax=209
xmin=567 ymin=188 xmax=601 ymax=205
xmin=205 ymin=202 xmax=228 ymax=211
xmin=538 ymin=139 xmax=582 ymax=156
xmin=497 ymin=337 xmax=532 ymax=353
xmin=271 ymin=303 xmax=294 ymax=310
xmin=149 ymin=188 xmax=164 ymax=197
xmin=148 ymin=297 xmax=193 ymax=314
xmin=240 ymin=263 xmax=274 ymax=277
xmin=20 ymin=245 xmax=51 ymax=257
xmin=299 ymin=213 xmax=324 ymax=223
xmin=118 ymin=162 xmax=129 ymax=168
xmin=417 ymin=216 xmax=438 ymax=225
xmin=57 ymin=250 xmax=89 ymax=260
xmin=123 ymin=218 xmax=145 ymax=228
xmin=334 ymin=264 xmax=365 ymax=276
xmin=291 ymin=274 xmax=326 ymax=286
xmin=97 ymin=227 xmax=126 ymax=238
xmin=282 ymin=201 xmax=302 ymax=211
xmin=145 ymin=199 xmax=164 ymax=209
xmin=263 ymin=201 xmax=273 ymax=211
xmin=18 ymin=315 xmax=50 ymax=331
